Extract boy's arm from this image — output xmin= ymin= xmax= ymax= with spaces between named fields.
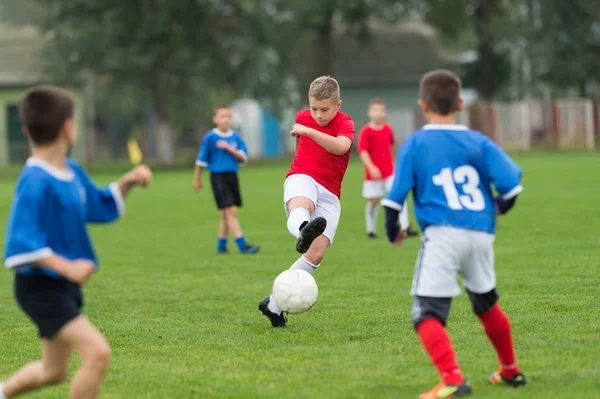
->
xmin=31 ymin=255 xmax=96 ymax=285
xmin=194 ymin=164 xmax=203 ymax=191
xmin=484 ymin=139 xmax=523 ymax=215
xmin=381 ymin=138 xmax=415 ymax=244
xmin=217 ymin=138 xmax=248 ymax=164
xmin=291 ymin=124 xmax=352 ymax=155
xmin=73 ymin=161 xmax=152 ymax=224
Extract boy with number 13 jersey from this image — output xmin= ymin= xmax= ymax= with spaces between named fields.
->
xmin=382 ymin=70 xmax=527 ymax=399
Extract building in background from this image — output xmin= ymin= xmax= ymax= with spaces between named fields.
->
xmin=0 ymin=23 xmax=86 ymax=166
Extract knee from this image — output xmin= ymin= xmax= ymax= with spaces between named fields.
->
xmin=42 ymin=367 xmax=68 ymax=385
xmin=369 ymin=198 xmax=380 ymax=206
xmin=468 ymin=289 xmax=498 ymax=315
xmin=224 ymin=207 xmax=237 ymax=219
xmin=84 ymin=342 xmax=112 ymax=371
xmin=411 ymin=296 xmax=452 ymax=330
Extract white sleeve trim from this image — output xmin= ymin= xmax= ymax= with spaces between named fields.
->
xmin=108 ymin=182 xmax=125 ymax=217
xmin=195 ymin=160 xmax=208 ymax=167
xmin=501 ymin=184 xmax=523 ymax=200
xmin=5 ymin=248 xmax=54 ymax=269
xmin=381 ymin=199 xmax=403 ymax=211
xmin=238 ymin=150 xmax=249 ymax=166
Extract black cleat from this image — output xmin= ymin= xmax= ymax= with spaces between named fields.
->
xmin=367 ymin=232 xmax=377 ymax=239
xmin=241 ymin=244 xmax=260 ymax=254
xmin=406 ymin=227 xmax=419 ymax=237
xmin=217 ymin=248 xmax=229 ymax=255
xmin=296 ymin=217 xmax=327 ymax=253
xmin=489 ymin=370 xmax=527 ymax=387
xmin=258 ymin=297 xmax=287 ymax=327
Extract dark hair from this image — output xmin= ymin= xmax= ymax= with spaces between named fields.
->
xmin=419 ymin=70 xmax=461 ymax=115
xmin=19 ymin=85 xmax=74 ymax=146
xmin=369 ymin=98 xmax=385 ymax=107
xmin=213 ymin=104 xmax=230 ymax=116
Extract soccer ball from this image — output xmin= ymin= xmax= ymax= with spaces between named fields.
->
xmin=272 ymin=269 xmax=318 ymax=314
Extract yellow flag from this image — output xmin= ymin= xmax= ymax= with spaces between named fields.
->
xmin=127 ymin=138 xmax=143 ymax=165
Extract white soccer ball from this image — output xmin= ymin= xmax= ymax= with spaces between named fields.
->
xmin=272 ymin=269 xmax=318 ymax=314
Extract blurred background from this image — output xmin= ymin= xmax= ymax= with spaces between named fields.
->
xmin=0 ymin=0 xmax=598 ymax=167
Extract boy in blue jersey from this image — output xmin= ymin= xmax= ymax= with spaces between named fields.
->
xmin=382 ymin=70 xmax=527 ymax=399
xmin=193 ymin=105 xmax=259 ymax=255
xmin=0 ymin=86 xmax=152 ymax=399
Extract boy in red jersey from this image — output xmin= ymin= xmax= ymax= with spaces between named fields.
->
xmin=258 ymin=76 xmax=354 ymax=328
xmin=358 ymin=98 xmax=418 ymax=238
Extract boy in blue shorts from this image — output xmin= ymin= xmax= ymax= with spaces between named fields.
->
xmin=382 ymin=70 xmax=527 ymax=398
xmin=194 ymin=105 xmax=259 ymax=255
xmin=1 ymin=86 xmax=152 ymax=399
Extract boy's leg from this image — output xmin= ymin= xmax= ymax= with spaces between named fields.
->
xmin=57 ymin=317 xmax=111 ymax=399
xmin=362 ymin=180 xmax=384 ymax=236
xmin=461 ymin=231 xmax=525 ymax=386
xmin=411 ymin=227 xmax=471 ymax=398
xmin=400 ymin=200 xmax=410 ymax=230
xmin=365 ymin=198 xmax=380 ymax=237
xmin=217 ymin=211 xmax=228 ymax=253
xmin=1 ymin=339 xmax=70 ymax=398
xmin=223 ymin=206 xmax=259 ymax=254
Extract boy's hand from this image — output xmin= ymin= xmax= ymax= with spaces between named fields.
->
xmin=194 ymin=179 xmax=202 ymax=192
xmin=290 ymin=124 xmax=311 ymax=137
xmin=216 ymin=140 xmax=230 ymax=150
xmin=369 ymin=166 xmax=382 ymax=180
xmin=130 ymin=165 xmax=153 ymax=187
xmin=392 ymin=230 xmax=408 ymax=246
xmin=65 ymin=259 xmax=96 ymax=285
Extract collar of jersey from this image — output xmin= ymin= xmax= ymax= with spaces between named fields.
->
xmin=423 ymin=123 xmax=468 ymax=131
xmin=212 ymin=128 xmax=234 ymax=138
xmin=26 ymin=157 xmax=75 ymax=181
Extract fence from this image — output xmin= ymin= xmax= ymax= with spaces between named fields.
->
xmin=405 ymin=99 xmax=597 ymax=151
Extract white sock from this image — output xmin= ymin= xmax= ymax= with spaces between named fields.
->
xmin=289 ymin=255 xmax=318 ymax=275
xmin=400 ymin=200 xmax=410 ymax=229
xmin=365 ymin=202 xmax=379 ymax=234
xmin=287 ymin=208 xmax=310 ymax=238
xmin=0 ymin=383 xmax=6 ymax=399
xmin=268 ymin=294 xmax=282 ymax=315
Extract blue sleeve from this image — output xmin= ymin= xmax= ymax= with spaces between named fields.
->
xmin=484 ymin=139 xmax=523 ymax=199
xmin=70 ymin=160 xmax=124 ymax=224
xmin=4 ymin=175 xmax=53 ymax=269
xmin=196 ymin=133 xmax=212 ymax=167
xmin=236 ymin=134 xmax=249 ymax=165
xmin=382 ymin=137 xmax=415 ymax=211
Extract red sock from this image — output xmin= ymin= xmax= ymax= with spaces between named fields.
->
xmin=477 ymin=304 xmax=520 ymax=378
xmin=416 ymin=318 xmax=464 ymax=386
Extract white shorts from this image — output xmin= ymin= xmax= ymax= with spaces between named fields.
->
xmin=283 ymin=174 xmax=341 ymax=244
xmin=362 ymin=176 xmax=394 ymax=199
xmin=411 ymin=226 xmax=496 ymax=298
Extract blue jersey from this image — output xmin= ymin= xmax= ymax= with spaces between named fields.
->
xmin=4 ymin=157 xmax=124 ymax=279
xmin=382 ymin=124 xmax=523 ymax=234
xmin=195 ymin=129 xmax=248 ymax=173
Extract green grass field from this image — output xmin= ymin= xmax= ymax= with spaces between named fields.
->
xmin=1 ymin=152 xmax=599 ymax=399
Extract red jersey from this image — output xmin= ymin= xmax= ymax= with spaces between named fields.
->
xmin=357 ymin=123 xmax=395 ymax=181
xmin=286 ymin=110 xmax=355 ymax=198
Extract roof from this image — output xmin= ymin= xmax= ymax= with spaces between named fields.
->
xmin=332 ymin=22 xmax=457 ymax=87
xmin=0 ymin=23 xmax=44 ymax=86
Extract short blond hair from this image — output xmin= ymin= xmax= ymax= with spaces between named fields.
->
xmin=308 ymin=76 xmax=340 ymax=102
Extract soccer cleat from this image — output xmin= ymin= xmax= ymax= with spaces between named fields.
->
xmin=217 ymin=248 xmax=229 ymax=255
xmin=296 ymin=217 xmax=327 ymax=253
xmin=367 ymin=232 xmax=377 ymax=239
xmin=489 ymin=370 xmax=527 ymax=387
xmin=241 ymin=245 xmax=260 ymax=254
xmin=417 ymin=380 xmax=472 ymax=399
xmin=406 ymin=227 xmax=420 ymax=237
xmin=258 ymin=296 xmax=287 ymax=327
